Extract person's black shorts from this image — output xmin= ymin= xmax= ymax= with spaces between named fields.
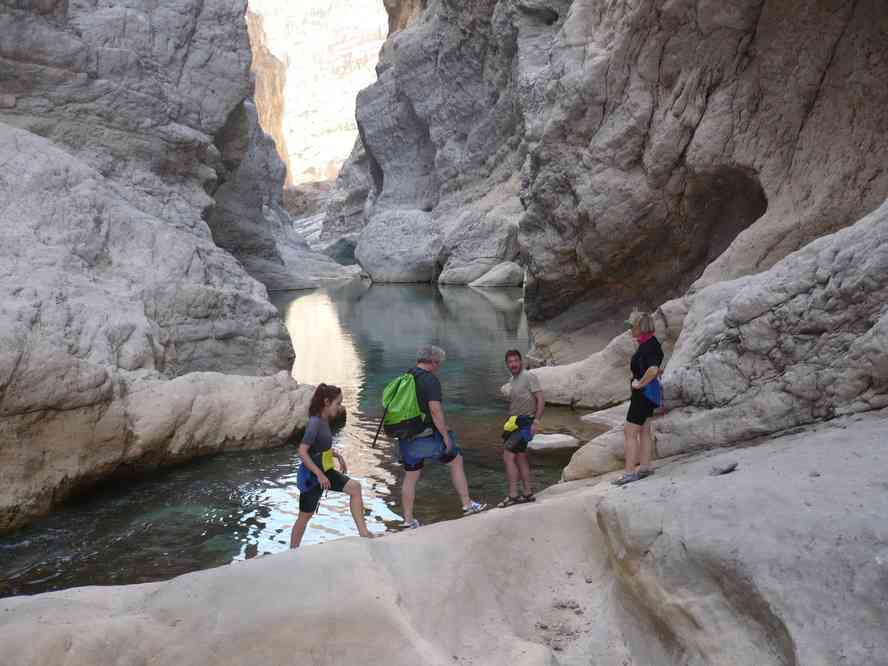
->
xmin=298 ymin=469 xmax=350 ymax=514
xmin=501 ymin=429 xmax=529 ymax=453
xmin=626 ymin=390 xmax=655 ymax=426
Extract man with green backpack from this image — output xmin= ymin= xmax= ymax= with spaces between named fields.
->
xmin=381 ymin=344 xmax=486 ymax=528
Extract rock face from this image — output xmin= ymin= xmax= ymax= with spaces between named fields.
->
xmin=246 ymin=0 xmax=388 ymax=185
xmin=2 ymin=409 xmax=886 ymax=665
xmin=0 ymin=1 xmax=320 ymax=531
xmin=245 ymin=11 xmax=292 ymax=188
xmin=564 ymin=200 xmax=888 ymax=480
xmin=334 ymin=0 xmax=888 ymax=323
xmin=206 ymin=99 xmax=361 ymax=289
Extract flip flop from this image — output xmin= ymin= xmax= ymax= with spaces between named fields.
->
xmin=497 ymin=496 xmax=520 ymax=508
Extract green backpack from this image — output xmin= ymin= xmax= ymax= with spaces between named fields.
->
xmin=379 ymin=369 xmax=427 ymax=440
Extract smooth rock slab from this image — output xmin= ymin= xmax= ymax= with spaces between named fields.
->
xmin=528 ymin=433 xmax=579 ymax=451
xmin=469 ymin=261 xmax=525 ymax=288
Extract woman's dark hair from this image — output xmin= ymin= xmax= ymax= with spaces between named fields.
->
xmin=309 ymin=383 xmax=342 ymax=417
xmin=505 ymin=349 xmax=523 ymax=362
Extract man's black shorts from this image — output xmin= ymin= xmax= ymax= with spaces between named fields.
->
xmin=298 ymin=469 xmax=350 ymax=513
xmin=501 ymin=429 xmax=529 ymax=453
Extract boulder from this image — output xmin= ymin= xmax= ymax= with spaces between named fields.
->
xmin=206 ymin=100 xmax=360 ymax=290
xmin=654 ymin=199 xmax=888 ymax=458
xmin=564 ymin=199 xmax=888 ymax=480
xmin=469 ymin=262 xmax=525 ymax=288
xmin=2 ymin=410 xmax=885 ymax=665
xmin=0 ymin=1 xmax=328 ymax=531
xmin=355 ymin=210 xmax=443 ymax=282
xmin=527 ymin=433 xmax=579 ymax=451
xmin=0 ymin=123 xmax=316 ymax=532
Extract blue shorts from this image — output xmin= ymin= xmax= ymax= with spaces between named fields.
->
xmin=399 ymin=430 xmax=461 ymax=471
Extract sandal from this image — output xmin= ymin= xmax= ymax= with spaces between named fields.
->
xmin=497 ymin=496 xmax=520 ymax=508
xmin=518 ymin=493 xmax=536 ymax=503
xmin=611 ymin=472 xmax=641 ymax=486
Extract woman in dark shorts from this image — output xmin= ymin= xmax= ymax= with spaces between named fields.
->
xmin=613 ymin=311 xmax=664 ymax=487
xmin=290 ymin=384 xmax=375 ymax=548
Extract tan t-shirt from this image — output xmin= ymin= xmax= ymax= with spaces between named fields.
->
xmin=508 ymin=370 xmax=542 ymax=417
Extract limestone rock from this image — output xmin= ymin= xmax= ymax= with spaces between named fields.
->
xmin=247 ymin=0 xmax=388 ymax=184
xmin=0 ymin=123 xmax=315 ymax=531
xmin=2 ymin=410 xmax=886 ymax=665
xmin=245 ymin=11 xmax=292 ymax=187
xmin=339 ymin=0 xmax=888 ymax=338
xmin=528 ymin=433 xmax=579 ymax=451
xmin=0 ymin=1 xmax=326 ymax=531
xmin=654 ymin=198 xmax=888 ymax=458
xmin=469 ymin=261 xmax=525 ymax=288
xmin=580 ymin=403 xmax=630 ymax=431
xmin=355 ymin=210 xmax=443 ymax=282
xmin=206 ymin=100 xmax=360 ymax=290
xmin=565 ymin=199 xmax=888 ymax=479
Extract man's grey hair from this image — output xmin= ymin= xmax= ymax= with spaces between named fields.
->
xmin=417 ymin=344 xmax=446 ymax=363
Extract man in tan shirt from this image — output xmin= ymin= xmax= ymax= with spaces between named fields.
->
xmin=498 ymin=349 xmax=545 ymax=506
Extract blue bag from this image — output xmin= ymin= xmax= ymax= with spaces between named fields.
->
xmin=296 ymin=461 xmax=318 ymax=493
xmin=643 ymin=378 xmax=663 ymax=407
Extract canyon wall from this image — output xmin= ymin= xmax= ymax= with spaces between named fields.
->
xmin=245 ymin=10 xmax=292 ymax=187
xmin=328 ymin=0 xmax=887 ymax=349
xmin=0 ymin=0 xmax=320 ymax=532
xmin=246 ymin=0 xmax=388 ymax=185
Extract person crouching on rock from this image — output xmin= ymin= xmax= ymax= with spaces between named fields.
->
xmin=290 ymin=383 xmax=374 ymax=548
xmin=497 ymin=349 xmax=544 ymax=507
xmin=612 ymin=311 xmax=664 ymax=487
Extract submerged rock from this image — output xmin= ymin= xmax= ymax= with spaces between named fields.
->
xmin=528 ymin=433 xmax=579 ymax=451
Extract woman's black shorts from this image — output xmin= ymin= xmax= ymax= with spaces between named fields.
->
xmin=626 ymin=390 xmax=656 ymax=426
xmin=298 ymin=469 xmax=350 ymax=514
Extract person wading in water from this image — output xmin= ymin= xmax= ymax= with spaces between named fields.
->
xmin=497 ymin=349 xmax=544 ymax=507
xmin=290 ymin=383 xmax=375 ymax=548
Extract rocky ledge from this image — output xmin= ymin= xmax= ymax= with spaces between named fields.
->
xmin=1 ymin=409 xmax=885 ymax=665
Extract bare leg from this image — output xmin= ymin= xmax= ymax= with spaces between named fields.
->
xmin=638 ymin=420 xmax=653 ymax=472
xmin=447 ymin=454 xmax=472 ymax=508
xmin=343 ymin=480 xmax=373 ymax=538
xmin=290 ymin=511 xmax=313 ymax=549
xmin=516 ymin=452 xmax=534 ymax=496
xmin=401 ymin=469 xmax=421 ymax=523
xmin=503 ymin=450 xmax=520 ymax=497
xmin=623 ymin=423 xmax=641 ymax=473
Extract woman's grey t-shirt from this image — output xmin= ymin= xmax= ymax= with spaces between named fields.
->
xmin=302 ymin=415 xmax=333 ymax=455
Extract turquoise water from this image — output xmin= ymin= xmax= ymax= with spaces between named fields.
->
xmin=0 ymin=283 xmax=601 ymax=598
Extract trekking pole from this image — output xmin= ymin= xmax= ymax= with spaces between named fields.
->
xmin=370 ymin=407 xmax=387 ymax=448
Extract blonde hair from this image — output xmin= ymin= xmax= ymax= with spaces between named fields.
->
xmin=627 ymin=310 xmax=655 ymax=334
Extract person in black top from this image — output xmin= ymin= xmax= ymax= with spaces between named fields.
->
xmin=398 ymin=345 xmax=486 ymax=528
xmin=613 ymin=311 xmax=664 ymax=486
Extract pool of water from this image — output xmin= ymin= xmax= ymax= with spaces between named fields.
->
xmin=0 ymin=283 xmax=603 ymax=599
